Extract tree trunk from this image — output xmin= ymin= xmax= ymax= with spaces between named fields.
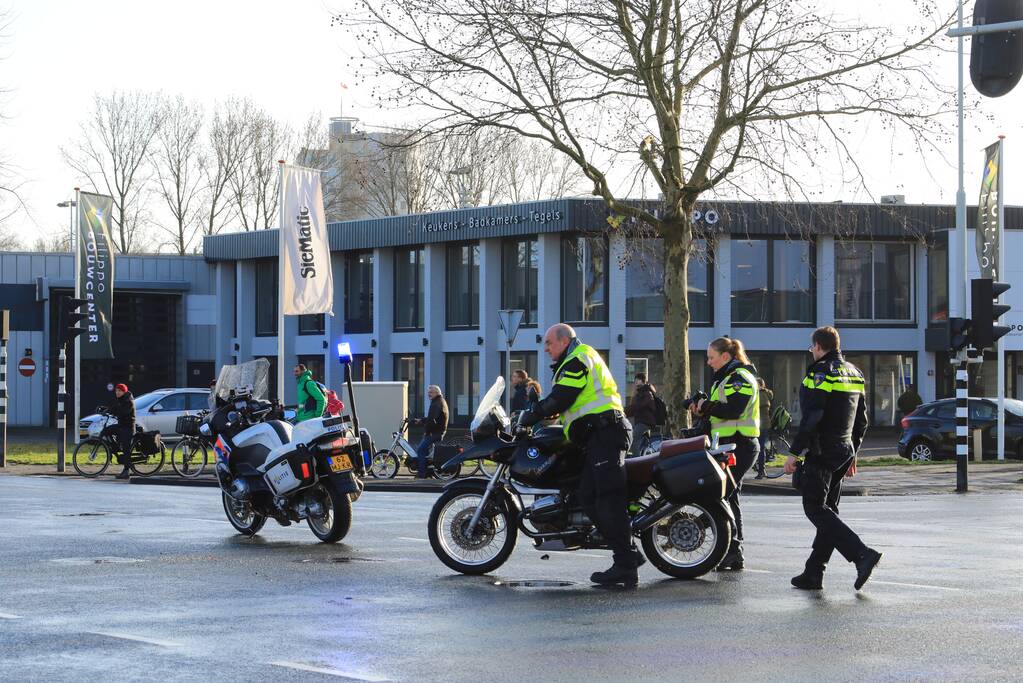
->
xmin=661 ymin=213 xmax=694 ymax=437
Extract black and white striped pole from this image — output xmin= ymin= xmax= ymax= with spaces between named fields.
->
xmin=57 ymin=347 xmax=67 ymax=473
xmin=954 ymin=355 xmax=969 ymax=493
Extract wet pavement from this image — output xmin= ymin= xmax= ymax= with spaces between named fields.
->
xmin=1 ymin=475 xmax=1022 ymax=682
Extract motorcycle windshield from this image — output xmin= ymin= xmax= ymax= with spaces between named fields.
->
xmin=471 ymin=377 xmax=508 ymax=432
xmin=214 ymin=358 xmax=271 ymax=401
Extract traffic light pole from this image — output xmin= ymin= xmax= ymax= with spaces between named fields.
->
xmin=954 ymin=354 xmax=969 ymax=493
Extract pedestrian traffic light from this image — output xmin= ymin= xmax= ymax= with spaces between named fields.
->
xmin=970 ymin=278 xmax=1012 ymax=351
xmin=970 ymin=0 xmax=1023 ymax=97
xmin=58 ymin=296 xmax=87 ymax=346
xmin=948 ymin=317 xmax=972 ymax=353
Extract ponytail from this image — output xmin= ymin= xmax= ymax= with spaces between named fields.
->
xmin=710 ymin=336 xmax=751 ymax=366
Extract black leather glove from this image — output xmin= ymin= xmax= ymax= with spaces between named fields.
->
xmin=518 ymin=408 xmax=541 ymax=427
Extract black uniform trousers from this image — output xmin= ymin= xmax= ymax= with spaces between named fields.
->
xmin=802 ymin=448 xmax=868 ymax=570
xmin=577 ymin=416 xmax=634 ymax=566
xmin=723 ymin=436 xmax=759 ymax=546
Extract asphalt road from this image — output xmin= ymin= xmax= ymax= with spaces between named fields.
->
xmin=1 ymin=476 xmax=1021 ymax=683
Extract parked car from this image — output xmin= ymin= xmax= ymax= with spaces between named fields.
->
xmin=897 ymin=397 xmax=1023 ymax=461
xmin=79 ymin=388 xmax=211 ymax=441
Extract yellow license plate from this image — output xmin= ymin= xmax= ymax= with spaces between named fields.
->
xmin=329 ymin=453 xmax=353 ymax=473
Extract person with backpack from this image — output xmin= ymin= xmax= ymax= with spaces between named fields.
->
xmin=754 ymin=377 xmax=774 ymax=479
xmin=293 ymin=364 xmax=326 ymax=423
xmin=625 ymin=373 xmax=659 ymax=457
xmin=691 ymin=336 xmax=760 ymax=571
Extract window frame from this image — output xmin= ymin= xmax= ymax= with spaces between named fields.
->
xmin=500 ymin=236 xmax=539 ymax=328
xmin=560 ymin=233 xmax=610 ymax=326
xmin=731 ymin=237 xmax=817 ymax=327
xmin=254 ymin=258 xmax=278 ymax=337
xmin=835 ymin=240 xmax=916 ymax=326
xmin=445 ymin=242 xmax=481 ymax=330
xmin=624 ymin=237 xmax=714 ymax=327
xmin=298 ymin=314 xmax=325 ymax=336
xmin=344 ymin=250 xmax=374 ymax=334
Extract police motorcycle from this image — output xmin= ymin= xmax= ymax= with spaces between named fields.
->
xmin=427 ymin=378 xmax=740 ymax=579
xmin=201 ymin=350 xmax=371 ymax=543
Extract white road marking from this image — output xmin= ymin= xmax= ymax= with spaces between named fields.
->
xmin=397 ymin=537 xmax=428 ymax=542
xmin=870 ymin=580 xmax=962 ymax=592
xmin=270 ymin=661 xmax=389 ymax=681
xmin=88 ymin=631 xmax=182 ymax=647
xmin=741 ymin=569 xmax=774 ymax=574
xmin=0 ymin=611 xmax=23 ymax=619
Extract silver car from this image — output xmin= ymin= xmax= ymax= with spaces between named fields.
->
xmin=79 ymin=388 xmax=211 ymax=441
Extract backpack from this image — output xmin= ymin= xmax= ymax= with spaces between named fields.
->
xmin=770 ymin=404 xmax=792 ymax=433
xmin=653 ymin=393 xmax=668 ymax=426
xmin=316 ymin=381 xmax=344 ymax=416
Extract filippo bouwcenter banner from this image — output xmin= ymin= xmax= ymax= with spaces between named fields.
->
xmin=77 ymin=191 xmax=115 ymax=359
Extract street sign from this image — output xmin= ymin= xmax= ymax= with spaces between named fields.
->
xmin=498 ymin=309 xmax=525 ymax=345
xmin=18 ymin=357 xmax=35 ymax=377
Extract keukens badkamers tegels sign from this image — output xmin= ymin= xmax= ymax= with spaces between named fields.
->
xmin=77 ymin=192 xmax=115 ymax=359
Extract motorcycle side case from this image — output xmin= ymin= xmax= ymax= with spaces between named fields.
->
xmin=653 ymin=451 xmax=726 ymax=503
xmin=261 ymin=444 xmax=316 ymax=495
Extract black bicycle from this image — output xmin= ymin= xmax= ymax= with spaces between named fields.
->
xmin=753 ymin=428 xmax=791 ymax=479
xmin=170 ymin=412 xmax=211 ymax=478
xmin=72 ymin=408 xmax=166 ymax=478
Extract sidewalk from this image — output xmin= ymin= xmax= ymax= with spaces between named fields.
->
xmin=4 ymin=461 xmax=1022 ymax=496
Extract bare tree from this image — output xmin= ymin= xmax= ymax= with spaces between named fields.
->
xmin=498 ymin=134 xmax=588 ymax=203
xmin=153 ymin=95 xmax=204 ymax=254
xmin=197 ymin=98 xmax=250 ymax=236
xmin=436 ymin=129 xmax=506 ymax=207
xmin=0 ymin=223 xmax=21 ymax=250
xmin=61 ymin=91 xmax=163 ymax=253
xmin=230 ymin=107 xmax=294 ymax=230
xmin=343 ymin=0 xmax=954 ymax=431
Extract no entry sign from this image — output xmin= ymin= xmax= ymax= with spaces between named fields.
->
xmin=18 ymin=357 xmax=35 ymax=377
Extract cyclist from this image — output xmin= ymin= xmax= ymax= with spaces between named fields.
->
xmin=107 ymin=383 xmax=136 ymax=480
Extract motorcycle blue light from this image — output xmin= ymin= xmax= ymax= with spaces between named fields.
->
xmin=336 ymin=341 xmax=353 ymax=364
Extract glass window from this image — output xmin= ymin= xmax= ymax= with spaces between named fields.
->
xmin=624 ymin=239 xmax=711 ymax=325
xmin=254 ymin=258 xmax=277 ymax=336
xmin=836 ymin=242 xmax=914 ymax=322
xmin=394 ymin=246 xmax=425 ymax=331
xmin=624 ymin=351 xmax=707 ymax=405
xmin=744 ymin=351 xmax=813 ymax=426
xmin=844 ymin=352 xmax=916 ymax=427
xmin=297 ymin=354 xmax=325 ymax=387
xmin=351 ymin=354 xmax=374 ymax=382
xmin=502 ymin=238 xmax=539 ymax=326
xmin=928 ymin=239 xmax=948 ymax=322
xmin=446 ymin=353 xmax=480 ymax=427
xmin=562 ymin=235 xmax=608 ymax=324
xmin=394 ymin=353 xmax=425 ymax=416
xmin=970 ymin=401 xmax=997 ymax=422
xmin=345 ymin=251 xmax=374 ymax=333
xmin=154 ymin=393 xmax=187 ymax=412
xmin=446 ymin=243 xmax=480 ymax=328
xmin=186 ymin=393 xmax=209 ymax=411
xmin=299 ymin=315 xmax=325 ymax=335
xmin=934 ymin=402 xmax=955 ymax=419
xmin=732 ymin=239 xmax=814 ymax=324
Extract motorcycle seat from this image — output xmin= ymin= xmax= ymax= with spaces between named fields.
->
xmin=625 ymin=435 xmax=709 ymax=484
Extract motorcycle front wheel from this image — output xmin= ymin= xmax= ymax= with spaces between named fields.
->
xmin=221 ymin=490 xmax=267 ymax=536
xmin=306 ymin=481 xmax=353 ymax=543
xmin=428 ymin=488 xmax=516 ymax=575
xmin=640 ymin=502 xmax=731 ymax=579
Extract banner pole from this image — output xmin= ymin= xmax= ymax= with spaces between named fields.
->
xmin=73 ymin=187 xmax=81 ymax=449
xmin=277 ymin=161 xmax=286 ymax=404
xmin=997 ymin=136 xmax=1006 ymax=461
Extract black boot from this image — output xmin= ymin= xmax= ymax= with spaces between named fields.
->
xmin=716 ymin=542 xmax=744 ymax=571
xmin=115 ymin=466 xmax=131 ymax=480
xmin=791 ymin=564 xmax=824 ymax=590
xmin=854 ymin=548 xmax=882 ymax=590
xmin=590 ymin=561 xmax=638 ymax=587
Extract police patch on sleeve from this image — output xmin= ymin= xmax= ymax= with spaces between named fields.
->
xmin=732 ymin=380 xmax=744 ymax=392
xmin=813 ymin=371 xmax=827 ymax=386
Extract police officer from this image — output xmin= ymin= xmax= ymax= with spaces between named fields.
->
xmin=520 ymin=323 xmax=638 ymax=586
xmin=693 ymin=336 xmax=759 ymax=570
xmin=784 ymin=326 xmax=882 ymax=591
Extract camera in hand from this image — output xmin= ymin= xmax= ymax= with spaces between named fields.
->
xmin=681 ymin=391 xmax=708 ymax=410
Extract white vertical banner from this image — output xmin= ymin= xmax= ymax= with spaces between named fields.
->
xmin=280 ymin=164 xmax=334 ymax=315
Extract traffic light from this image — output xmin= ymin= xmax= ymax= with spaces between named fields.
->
xmin=948 ymin=317 xmax=972 ymax=353
xmin=970 ymin=0 xmax=1023 ymax=97
xmin=58 ymin=296 xmax=87 ymax=346
xmin=970 ymin=278 xmax=1012 ymax=351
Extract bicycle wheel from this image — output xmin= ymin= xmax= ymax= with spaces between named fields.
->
xmin=72 ymin=439 xmax=111 ymax=478
xmin=131 ymin=443 xmax=166 ymax=476
xmin=762 ymin=434 xmax=789 ymax=479
xmin=171 ymin=438 xmax=208 ymax=478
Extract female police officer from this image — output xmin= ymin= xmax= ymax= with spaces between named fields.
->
xmin=691 ymin=336 xmax=760 ymax=570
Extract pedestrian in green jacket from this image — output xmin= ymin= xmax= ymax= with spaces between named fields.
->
xmin=293 ymin=364 xmax=326 ymax=422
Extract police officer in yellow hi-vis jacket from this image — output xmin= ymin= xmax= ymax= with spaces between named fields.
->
xmin=520 ymin=323 xmax=638 ymax=586
xmin=692 ymin=336 xmax=760 ymax=570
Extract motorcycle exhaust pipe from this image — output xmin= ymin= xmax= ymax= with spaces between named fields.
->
xmin=631 ymin=500 xmax=681 ymax=533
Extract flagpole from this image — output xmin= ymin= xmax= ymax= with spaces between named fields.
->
xmin=73 ymin=187 xmax=81 ymax=450
xmin=277 ymin=160 xmax=286 ymax=405
xmin=997 ymin=136 xmax=1006 ymax=461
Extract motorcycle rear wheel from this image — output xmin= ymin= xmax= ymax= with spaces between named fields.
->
xmin=307 ymin=481 xmax=353 ymax=543
xmin=222 ymin=490 xmax=267 ymax=536
xmin=640 ymin=502 xmax=731 ymax=579
xmin=428 ymin=488 xmax=516 ymax=575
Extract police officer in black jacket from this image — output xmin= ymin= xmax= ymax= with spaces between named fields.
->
xmin=785 ymin=327 xmax=882 ymax=591
xmin=108 ymin=383 xmax=136 ymax=480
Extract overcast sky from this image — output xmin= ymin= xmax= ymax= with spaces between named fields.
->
xmin=0 ymin=0 xmax=1020 ymax=246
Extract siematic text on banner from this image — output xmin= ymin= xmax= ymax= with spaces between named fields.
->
xmin=281 ymin=166 xmax=333 ymax=316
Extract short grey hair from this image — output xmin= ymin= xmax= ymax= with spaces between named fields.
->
xmin=427 ymin=385 xmax=442 ymax=395
xmin=551 ymin=323 xmax=576 ymax=340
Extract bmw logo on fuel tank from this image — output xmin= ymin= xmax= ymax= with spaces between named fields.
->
xmin=527 ymin=447 xmax=539 ymax=460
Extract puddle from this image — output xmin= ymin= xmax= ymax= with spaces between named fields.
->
xmin=52 ymin=557 xmax=147 ymax=566
xmin=55 ymin=512 xmax=108 ymax=517
xmin=493 ymin=580 xmax=576 ymax=588
xmin=296 ymin=556 xmax=385 ymax=564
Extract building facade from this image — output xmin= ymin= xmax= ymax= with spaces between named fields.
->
xmin=3 ymin=198 xmax=1021 ymax=428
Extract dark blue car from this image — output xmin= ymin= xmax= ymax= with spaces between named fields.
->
xmin=897 ymin=398 xmax=1023 ymax=461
